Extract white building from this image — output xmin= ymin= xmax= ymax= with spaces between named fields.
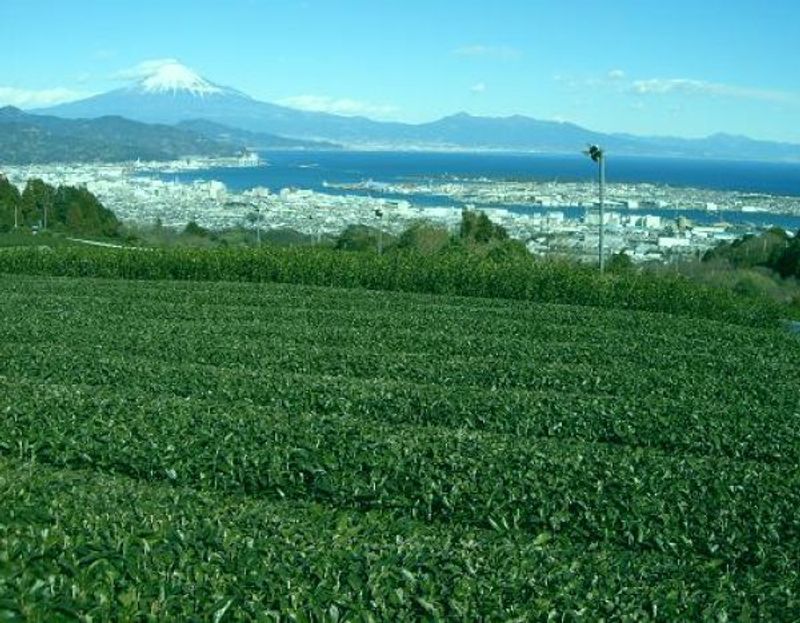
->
xmin=657 ymin=237 xmax=691 ymax=248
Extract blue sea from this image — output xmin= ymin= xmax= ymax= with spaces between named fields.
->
xmin=161 ymin=151 xmax=800 ymax=229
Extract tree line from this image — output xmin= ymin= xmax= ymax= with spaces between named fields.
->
xmin=0 ymin=175 xmax=120 ymax=237
xmin=703 ymin=227 xmax=800 ymax=279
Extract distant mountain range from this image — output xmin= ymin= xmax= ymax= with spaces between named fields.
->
xmin=0 ymin=106 xmax=241 ymax=164
xmin=22 ymin=61 xmax=800 ymax=162
xmin=0 ymin=107 xmax=339 ymax=165
xmin=175 ymin=119 xmax=341 ymax=151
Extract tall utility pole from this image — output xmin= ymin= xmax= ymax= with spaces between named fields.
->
xmin=248 ymin=204 xmax=261 ymax=245
xmin=585 ymin=145 xmax=605 ymax=272
xmin=375 ymin=207 xmax=384 ymax=254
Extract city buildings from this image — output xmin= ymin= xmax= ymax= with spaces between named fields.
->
xmin=3 ymin=159 xmax=797 ymax=264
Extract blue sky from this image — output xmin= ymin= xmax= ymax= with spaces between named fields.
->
xmin=2 ymin=0 xmax=799 ymax=142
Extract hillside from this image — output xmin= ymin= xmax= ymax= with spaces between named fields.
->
xmin=176 ymin=118 xmax=342 ymax=150
xmin=0 ymin=272 xmax=798 ymax=619
xmin=0 ymin=106 xmax=241 ymax=164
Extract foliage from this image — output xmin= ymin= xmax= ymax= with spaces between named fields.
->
xmin=675 ymin=229 xmax=800 ymax=313
xmin=54 ymin=185 xmax=121 ymax=237
xmin=20 ymin=179 xmax=56 ymax=228
xmin=0 ymin=274 xmax=798 ymax=619
xmin=334 ymin=224 xmax=392 ymax=252
xmin=0 ymin=175 xmax=21 ymax=231
xmin=772 ymin=234 xmax=800 ymax=278
xmin=702 ymin=227 xmax=800 ymax=279
xmin=13 ymin=178 xmax=121 ymax=236
xmin=0 ymin=244 xmax=784 ymax=326
xmin=182 ymin=220 xmax=210 ymax=237
xmin=459 ymin=208 xmax=508 ymax=243
xmin=260 ymin=227 xmax=321 ymax=247
xmin=392 ymin=220 xmax=450 ymax=255
xmin=703 ymin=228 xmax=790 ymax=269
xmin=606 ymin=250 xmax=634 ymax=273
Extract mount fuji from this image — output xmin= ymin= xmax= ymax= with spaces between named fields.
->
xmin=134 ymin=61 xmax=226 ymax=97
xmin=37 ymin=61 xmax=401 ymax=143
xmin=39 ymin=62 xmax=273 ymax=127
xmin=36 ymin=61 xmax=800 ymax=161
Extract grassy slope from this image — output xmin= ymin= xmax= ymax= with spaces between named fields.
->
xmin=1 ymin=274 xmax=799 ymax=620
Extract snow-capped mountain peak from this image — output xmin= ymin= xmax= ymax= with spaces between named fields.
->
xmin=137 ymin=61 xmax=223 ymax=96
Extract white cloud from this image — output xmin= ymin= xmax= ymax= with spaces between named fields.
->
xmin=631 ymin=78 xmax=797 ymax=103
xmin=0 ymin=86 xmax=89 ymax=108
xmin=112 ymin=58 xmax=181 ymax=80
xmin=557 ymin=69 xmax=798 ymax=106
xmin=453 ymin=45 xmax=521 ymax=60
xmin=277 ymin=95 xmax=399 ymax=118
xmin=555 ymin=69 xmax=627 ymax=89
xmin=470 ymin=82 xmax=486 ymax=94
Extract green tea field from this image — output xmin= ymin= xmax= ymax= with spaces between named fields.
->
xmin=1 ymin=273 xmax=799 ymax=620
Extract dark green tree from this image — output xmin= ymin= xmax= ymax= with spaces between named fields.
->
xmin=771 ymin=236 xmax=800 ymax=278
xmin=607 ymin=251 xmax=634 ymax=273
xmin=335 ymin=224 xmax=387 ymax=252
xmin=393 ymin=221 xmax=450 ymax=255
xmin=0 ymin=175 xmax=21 ymax=232
xmin=20 ymin=179 xmax=56 ymax=228
xmin=460 ymin=209 xmax=508 ymax=243
xmin=704 ymin=228 xmax=789 ymax=268
xmin=52 ymin=186 xmax=120 ymax=237
xmin=183 ymin=220 xmax=210 ymax=237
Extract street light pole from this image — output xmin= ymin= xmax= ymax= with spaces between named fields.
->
xmin=585 ymin=145 xmax=606 ymax=272
xmin=375 ymin=207 xmax=384 ymax=254
xmin=598 ymin=151 xmax=605 ymax=273
xmin=252 ymin=204 xmax=261 ymax=245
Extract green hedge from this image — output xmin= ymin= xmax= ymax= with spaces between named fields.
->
xmin=0 ymin=245 xmax=782 ymax=326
